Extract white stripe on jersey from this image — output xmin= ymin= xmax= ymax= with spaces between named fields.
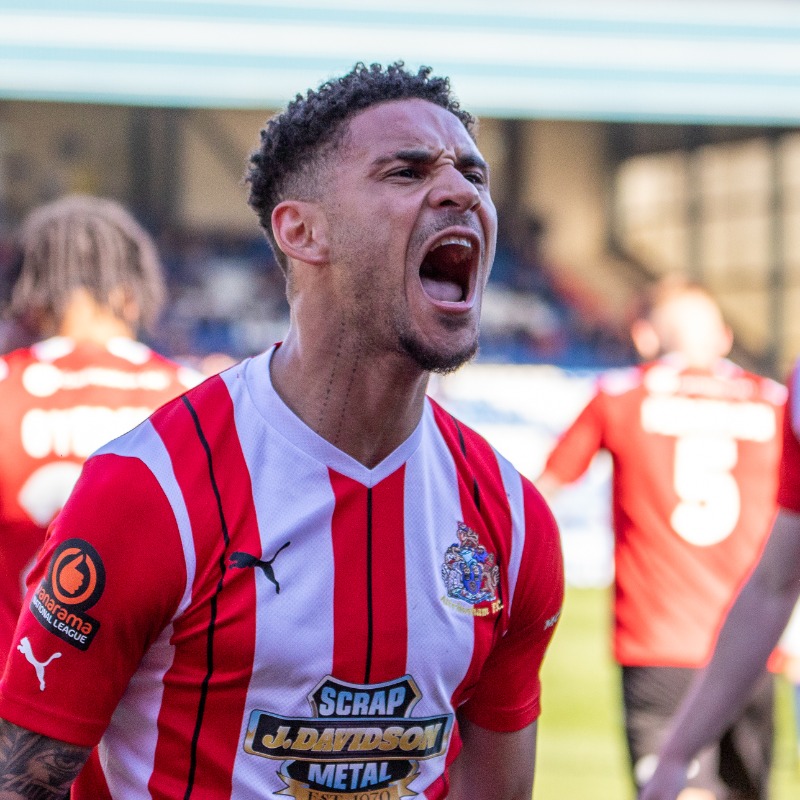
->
xmin=495 ymin=453 xmax=525 ymax=629
xmin=220 ymin=364 xmax=340 ymax=798
xmin=94 ymin=418 xmax=197 ymax=799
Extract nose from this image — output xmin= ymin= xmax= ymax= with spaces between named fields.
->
xmin=428 ymin=166 xmax=482 ymax=213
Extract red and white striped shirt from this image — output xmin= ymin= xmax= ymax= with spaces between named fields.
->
xmin=0 ymin=336 xmax=197 ymax=667
xmin=0 ymin=347 xmax=563 ymax=800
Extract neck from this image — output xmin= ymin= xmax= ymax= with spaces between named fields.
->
xmin=270 ymin=326 xmax=430 ymax=469
xmin=56 ymin=291 xmax=136 ymax=345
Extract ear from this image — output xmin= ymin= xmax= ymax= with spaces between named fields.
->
xmin=719 ymin=323 xmax=734 ymax=358
xmin=630 ymin=318 xmax=660 ymax=360
xmin=271 ymin=201 xmax=329 ymax=267
xmin=108 ymin=286 xmax=140 ymax=326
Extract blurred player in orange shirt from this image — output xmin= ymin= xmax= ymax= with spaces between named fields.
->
xmin=538 ymin=277 xmax=785 ymax=800
xmin=0 ymin=195 xmax=198 ymax=664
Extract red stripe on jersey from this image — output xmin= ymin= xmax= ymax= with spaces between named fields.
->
xmin=149 ymin=376 xmax=261 ymax=799
xmin=429 ymin=401 xmax=512 ymax=704
xmin=329 ymin=468 xmax=409 ymax=685
xmin=330 ymin=470 xmax=371 ymax=684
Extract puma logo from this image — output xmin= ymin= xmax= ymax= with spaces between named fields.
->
xmin=228 ymin=541 xmax=291 ymax=594
xmin=17 ymin=637 xmax=61 ymax=691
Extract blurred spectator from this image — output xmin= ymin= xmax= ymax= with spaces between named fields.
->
xmin=480 ymin=213 xmax=634 ymax=367
xmin=0 ymin=194 xmax=199 ymax=663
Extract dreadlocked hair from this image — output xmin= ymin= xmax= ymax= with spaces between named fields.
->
xmin=247 ymin=61 xmax=475 ymax=273
xmin=10 ymin=194 xmax=166 ymax=332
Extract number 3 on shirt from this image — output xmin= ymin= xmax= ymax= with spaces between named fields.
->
xmin=670 ymin=435 xmax=740 ymax=546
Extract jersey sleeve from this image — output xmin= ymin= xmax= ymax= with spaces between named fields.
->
xmin=542 ymin=389 xmax=606 ymax=484
xmin=459 ymin=479 xmax=564 ymax=731
xmin=778 ymin=364 xmax=800 ymax=513
xmin=0 ymin=452 xmax=187 ymax=747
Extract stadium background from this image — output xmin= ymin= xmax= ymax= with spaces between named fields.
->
xmin=1 ymin=1 xmax=800 ymax=796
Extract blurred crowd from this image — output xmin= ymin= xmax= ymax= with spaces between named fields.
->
xmin=1 ymin=214 xmax=637 ymax=373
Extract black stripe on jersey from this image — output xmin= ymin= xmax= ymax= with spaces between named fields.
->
xmin=181 ymin=395 xmax=231 ymax=800
xmin=454 ymin=418 xmax=481 ymax=510
xmin=364 ymin=487 xmax=374 ymax=684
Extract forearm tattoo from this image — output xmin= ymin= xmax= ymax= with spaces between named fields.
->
xmin=0 ymin=719 xmax=89 ymax=799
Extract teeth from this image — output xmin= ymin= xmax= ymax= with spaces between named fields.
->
xmin=431 ymin=236 xmax=472 ymax=250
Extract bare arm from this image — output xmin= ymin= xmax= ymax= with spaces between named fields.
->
xmin=448 ymin=716 xmax=538 ymax=800
xmin=0 ymin=718 xmax=90 ymax=799
xmin=641 ymin=509 xmax=800 ymax=800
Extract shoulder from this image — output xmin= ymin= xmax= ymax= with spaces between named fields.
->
xmin=0 ymin=341 xmax=57 ymax=398
xmin=0 ymin=341 xmax=48 ymax=371
xmin=425 ymin=397 xmax=558 ymax=533
xmin=596 ymin=365 xmax=643 ymax=397
xmin=754 ymin=375 xmax=788 ymax=407
xmin=717 ymin=360 xmax=787 ymax=407
xmin=507 ymin=475 xmax=564 ymax=630
xmin=425 ymin=396 xmax=509 ymax=477
xmin=119 ymin=368 xmax=249 ymax=504
xmin=519 ymin=475 xmax=562 ymax=562
xmin=141 ymin=350 xmax=205 ymax=392
xmin=50 ymin=443 xmax=184 ymax=584
xmin=105 ymin=338 xmax=205 ymax=392
xmin=69 ymin=448 xmax=173 ymax=522
xmin=0 ymin=348 xmax=26 ymax=387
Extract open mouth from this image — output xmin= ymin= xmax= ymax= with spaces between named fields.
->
xmin=419 ymin=234 xmax=478 ymax=305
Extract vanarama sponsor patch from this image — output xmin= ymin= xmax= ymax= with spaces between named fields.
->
xmin=245 ymin=675 xmax=452 ymax=798
xmin=30 ymin=538 xmax=105 ymax=650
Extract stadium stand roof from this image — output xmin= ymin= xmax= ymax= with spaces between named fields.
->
xmin=2 ymin=0 xmax=800 ymax=125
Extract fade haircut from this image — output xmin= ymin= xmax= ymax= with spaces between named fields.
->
xmin=247 ymin=61 xmax=475 ymax=273
xmin=10 ymin=194 xmax=165 ymax=332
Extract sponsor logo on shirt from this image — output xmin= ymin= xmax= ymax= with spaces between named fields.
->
xmin=17 ymin=637 xmax=61 ymax=691
xmin=22 ymin=362 xmax=172 ymax=397
xmin=30 ymin=538 xmax=105 ymax=650
xmin=244 ymin=675 xmax=452 ymax=798
xmin=544 ymin=611 xmax=561 ymax=630
xmin=440 ymin=521 xmax=502 ymax=617
xmin=228 ymin=540 xmax=291 ymax=594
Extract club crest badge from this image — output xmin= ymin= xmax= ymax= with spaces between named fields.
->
xmin=440 ymin=522 xmax=500 ymax=607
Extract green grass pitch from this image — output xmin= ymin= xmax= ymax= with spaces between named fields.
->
xmin=534 ymin=587 xmax=800 ymax=799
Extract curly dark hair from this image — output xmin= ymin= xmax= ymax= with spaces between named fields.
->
xmin=247 ymin=61 xmax=475 ymax=273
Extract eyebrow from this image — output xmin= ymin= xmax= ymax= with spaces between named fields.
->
xmin=372 ymin=148 xmax=489 ymax=173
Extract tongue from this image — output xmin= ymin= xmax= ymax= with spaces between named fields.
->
xmin=421 ymin=276 xmax=462 ymax=303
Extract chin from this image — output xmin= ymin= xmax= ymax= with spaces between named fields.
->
xmin=398 ymin=333 xmax=478 ymax=375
